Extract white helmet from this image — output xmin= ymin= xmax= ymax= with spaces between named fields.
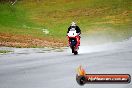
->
xmin=71 ymin=22 xmax=76 ymax=26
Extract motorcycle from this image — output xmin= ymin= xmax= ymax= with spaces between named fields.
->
xmin=67 ymin=30 xmax=80 ymax=55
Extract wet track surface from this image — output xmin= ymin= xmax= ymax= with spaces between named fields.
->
xmin=0 ymin=38 xmax=132 ymax=88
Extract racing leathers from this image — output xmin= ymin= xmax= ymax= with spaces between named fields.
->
xmin=67 ymin=25 xmax=81 ymax=46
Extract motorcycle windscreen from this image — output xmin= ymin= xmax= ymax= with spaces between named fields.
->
xmin=70 ymin=38 xmax=77 ymax=46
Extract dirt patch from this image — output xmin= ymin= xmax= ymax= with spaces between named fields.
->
xmin=0 ymin=33 xmax=66 ymax=48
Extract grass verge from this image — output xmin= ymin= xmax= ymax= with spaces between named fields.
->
xmin=0 ymin=50 xmax=12 ymax=54
xmin=0 ymin=0 xmax=132 ymax=47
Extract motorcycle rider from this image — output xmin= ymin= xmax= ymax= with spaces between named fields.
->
xmin=67 ymin=22 xmax=81 ymax=46
xmin=67 ymin=22 xmax=81 ymax=35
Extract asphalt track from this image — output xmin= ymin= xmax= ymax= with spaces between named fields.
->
xmin=0 ymin=37 xmax=132 ymax=88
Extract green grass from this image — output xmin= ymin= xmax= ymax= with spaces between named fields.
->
xmin=0 ymin=50 xmax=12 ymax=53
xmin=21 ymin=0 xmax=132 ymax=38
xmin=0 ymin=0 xmax=132 ymax=47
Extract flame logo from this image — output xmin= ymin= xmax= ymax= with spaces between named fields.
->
xmin=77 ymin=65 xmax=86 ymax=76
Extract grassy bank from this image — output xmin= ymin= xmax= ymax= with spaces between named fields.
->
xmin=0 ymin=0 xmax=132 ymax=47
xmin=0 ymin=50 xmax=12 ymax=54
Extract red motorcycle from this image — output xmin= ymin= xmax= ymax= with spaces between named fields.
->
xmin=67 ymin=30 xmax=80 ymax=55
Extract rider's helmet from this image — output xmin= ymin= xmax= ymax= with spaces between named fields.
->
xmin=71 ymin=22 xmax=76 ymax=26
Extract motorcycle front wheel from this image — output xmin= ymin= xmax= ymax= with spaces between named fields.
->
xmin=74 ymin=51 xmax=78 ymax=55
xmin=71 ymin=46 xmax=78 ymax=55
